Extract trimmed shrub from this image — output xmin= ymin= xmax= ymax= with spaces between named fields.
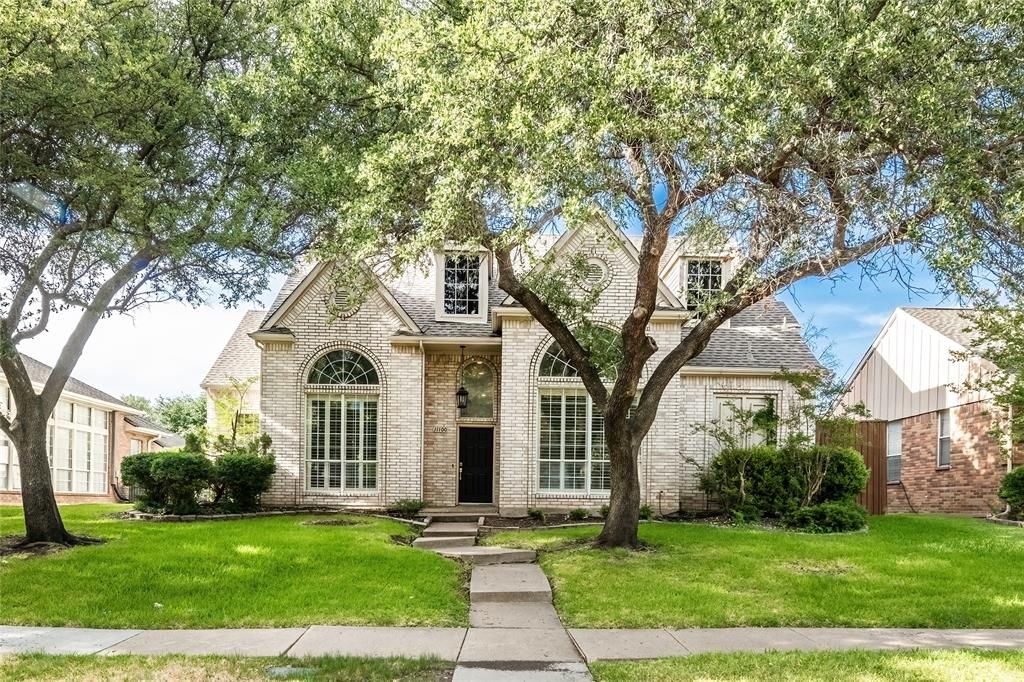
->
xmin=700 ymin=445 xmax=869 ymax=521
xmin=568 ymin=507 xmax=589 ymax=521
xmin=599 ymin=504 xmax=610 ymax=519
xmin=784 ymin=501 xmax=868 ymax=533
xmin=639 ymin=504 xmax=653 ymax=520
xmin=121 ymin=452 xmax=166 ymax=510
xmin=388 ymin=498 xmax=428 ymax=518
xmin=527 ymin=508 xmax=546 ymax=522
xmin=150 ymin=452 xmax=213 ymax=515
xmin=212 ymin=453 xmax=276 ymax=513
xmin=999 ymin=467 xmax=1024 ymax=519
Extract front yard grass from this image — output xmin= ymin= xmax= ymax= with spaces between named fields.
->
xmin=483 ymin=515 xmax=1024 ymax=628
xmin=0 ymin=653 xmax=450 ymax=682
xmin=0 ymin=504 xmax=466 ymax=628
xmin=590 ymin=650 xmax=1024 ymax=682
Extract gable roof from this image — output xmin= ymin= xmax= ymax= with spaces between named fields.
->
xmin=685 ymin=299 xmax=821 ymax=371
xmin=901 ymin=307 xmax=978 ymax=349
xmin=260 ymin=262 xmax=421 ymax=335
xmin=202 ymin=310 xmax=265 ymax=388
xmin=16 ymin=354 xmax=133 ymax=410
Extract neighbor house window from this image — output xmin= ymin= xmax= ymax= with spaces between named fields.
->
xmin=443 ymin=254 xmax=481 ymax=316
xmin=0 ymin=387 xmax=14 ymax=490
xmin=48 ymin=401 xmax=108 ymax=494
xmin=538 ymin=390 xmax=609 ymax=493
xmin=130 ymin=439 xmax=143 ymax=455
xmin=306 ymin=350 xmax=380 ymax=492
xmin=684 ymin=259 xmax=723 ymax=311
xmin=887 ymin=420 xmax=902 ymax=483
xmin=937 ymin=409 xmax=951 ymax=467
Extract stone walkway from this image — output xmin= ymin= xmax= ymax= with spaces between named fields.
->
xmin=2 ymin=517 xmax=1023 ymax=679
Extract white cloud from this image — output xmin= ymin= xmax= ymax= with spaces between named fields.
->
xmin=18 ymin=275 xmax=285 ymax=400
xmin=856 ymin=312 xmax=892 ymax=328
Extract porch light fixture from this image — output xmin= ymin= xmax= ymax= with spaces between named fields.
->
xmin=456 ymin=345 xmax=469 ymax=410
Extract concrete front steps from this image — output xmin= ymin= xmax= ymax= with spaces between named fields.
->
xmin=420 ymin=522 xmax=481 ymax=537
xmin=438 ymin=546 xmax=537 ymax=565
xmin=411 ymin=536 xmax=476 ymax=550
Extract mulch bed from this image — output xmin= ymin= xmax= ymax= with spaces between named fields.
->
xmin=482 ymin=514 xmax=604 ymax=529
xmin=300 ymin=518 xmax=364 ymax=527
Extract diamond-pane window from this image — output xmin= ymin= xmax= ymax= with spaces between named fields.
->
xmin=443 ymin=254 xmax=481 ymax=316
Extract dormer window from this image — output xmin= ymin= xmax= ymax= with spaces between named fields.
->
xmin=683 ymin=259 xmax=723 ymax=311
xmin=436 ymin=250 xmax=489 ymax=322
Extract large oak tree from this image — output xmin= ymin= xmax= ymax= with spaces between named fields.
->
xmin=0 ymin=0 xmax=378 ymax=544
xmin=315 ymin=0 xmax=1024 ymax=547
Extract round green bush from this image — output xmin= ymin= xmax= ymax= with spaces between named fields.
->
xmin=568 ymin=507 xmax=589 ymax=521
xmin=121 ymin=451 xmax=165 ymax=510
xmin=784 ymin=500 xmax=868 ymax=533
xmin=998 ymin=466 xmax=1024 ymax=519
xmin=150 ymin=451 xmax=213 ymax=515
xmin=212 ymin=453 xmax=276 ymax=513
xmin=812 ymin=446 xmax=870 ymax=504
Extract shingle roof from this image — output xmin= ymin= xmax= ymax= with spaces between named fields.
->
xmin=19 ymin=354 xmax=130 ymax=408
xmin=686 ymin=299 xmax=821 ymax=371
xmin=124 ymin=414 xmax=186 ymax=448
xmin=202 ymin=310 xmax=265 ymax=387
xmin=902 ymin=307 xmax=979 ymax=349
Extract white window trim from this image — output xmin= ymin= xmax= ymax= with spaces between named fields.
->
xmin=937 ymin=408 xmax=952 ymax=469
xmin=886 ymin=419 xmax=902 ymax=484
xmin=680 ymin=257 xmax=725 ymax=307
xmin=713 ymin=393 xmax=780 ymax=448
xmin=305 ymin=392 xmax=379 ymax=494
xmin=536 ymin=388 xmax=611 ymax=497
xmin=434 ymin=249 xmax=489 ymax=323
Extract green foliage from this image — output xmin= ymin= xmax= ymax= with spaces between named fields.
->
xmin=149 ymin=452 xmax=213 ymax=516
xmin=120 ymin=452 xmax=164 ymax=510
xmin=700 ymin=445 xmax=868 ymax=527
xmin=784 ymin=501 xmax=868 ymax=534
xmin=998 ymin=467 xmax=1024 ymax=520
xmin=388 ymin=499 xmax=428 ymax=517
xmin=120 ymin=394 xmax=152 ymax=414
xmin=527 ymin=508 xmax=546 ymax=522
xmin=151 ymin=395 xmax=207 ymax=435
xmin=599 ymin=504 xmax=610 ymax=519
xmin=569 ymin=507 xmax=589 ymax=521
xmin=211 ymin=453 xmax=276 ymax=513
xmin=639 ymin=505 xmax=653 ymax=520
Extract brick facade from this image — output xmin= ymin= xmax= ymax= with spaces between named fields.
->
xmin=888 ymin=401 xmax=1017 ymax=515
xmin=254 ymin=228 xmax=813 ymax=516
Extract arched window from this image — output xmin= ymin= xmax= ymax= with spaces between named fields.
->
xmin=308 ymin=350 xmax=379 ymax=385
xmin=306 ymin=349 xmax=379 ymax=493
xmin=460 ymin=361 xmax=495 ymax=419
xmin=538 ymin=327 xmax=621 ymax=380
xmin=536 ymin=327 xmax=623 ymax=494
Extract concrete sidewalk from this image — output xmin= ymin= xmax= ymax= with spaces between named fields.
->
xmin=1 ymin=625 xmax=1022 ymax=660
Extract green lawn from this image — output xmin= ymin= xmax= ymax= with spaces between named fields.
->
xmin=483 ymin=515 xmax=1024 ymax=628
xmin=0 ymin=654 xmax=450 ymax=682
xmin=590 ymin=650 xmax=1024 ymax=682
xmin=0 ymin=504 xmax=466 ymax=628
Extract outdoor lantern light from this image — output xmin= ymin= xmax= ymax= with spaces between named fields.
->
xmin=456 ymin=345 xmax=469 ymax=410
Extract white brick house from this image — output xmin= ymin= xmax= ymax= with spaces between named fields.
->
xmin=205 ymin=221 xmax=819 ymax=516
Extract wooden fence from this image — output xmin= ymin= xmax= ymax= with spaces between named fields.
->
xmin=816 ymin=420 xmax=887 ymax=515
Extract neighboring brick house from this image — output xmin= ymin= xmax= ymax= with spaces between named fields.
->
xmin=206 ymin=220 xmax=819 ymax=516
xmin=838 ymin=307 xmax=1019 ymax=515
xmin=0 ymin=354 xmax=182 ymax=505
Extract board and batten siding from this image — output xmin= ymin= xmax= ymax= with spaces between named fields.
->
xmin=839 ymin=309 xmax=990 ymax=422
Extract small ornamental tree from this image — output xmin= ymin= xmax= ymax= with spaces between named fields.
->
xmin=0 ymin=1 xmax=367 ymax=544
xmin=311 ymin=0 xmax=1024 ymax=547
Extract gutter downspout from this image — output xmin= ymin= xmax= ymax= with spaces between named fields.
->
xmin=419 ymin=340 xmax=426 ymax=501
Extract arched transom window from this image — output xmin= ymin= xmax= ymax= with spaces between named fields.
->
xmin=308 ymin=350 xmax=379 ymax=385
xmin=305 ymin=349 xmax=379 ymax=493
xmin=538 ymin=327 xmax=621 ymax=381
xmin=460 ymin=361 xmax=495 ymax=419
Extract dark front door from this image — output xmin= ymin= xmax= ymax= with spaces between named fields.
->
xmin=458 ymin=427 xmax=493 ymax=503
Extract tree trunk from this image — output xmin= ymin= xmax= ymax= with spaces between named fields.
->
xmin=596 ymin=414 xmax=641 ymax=548
xmin=14 ymin=406 xmax=75 ymax=544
